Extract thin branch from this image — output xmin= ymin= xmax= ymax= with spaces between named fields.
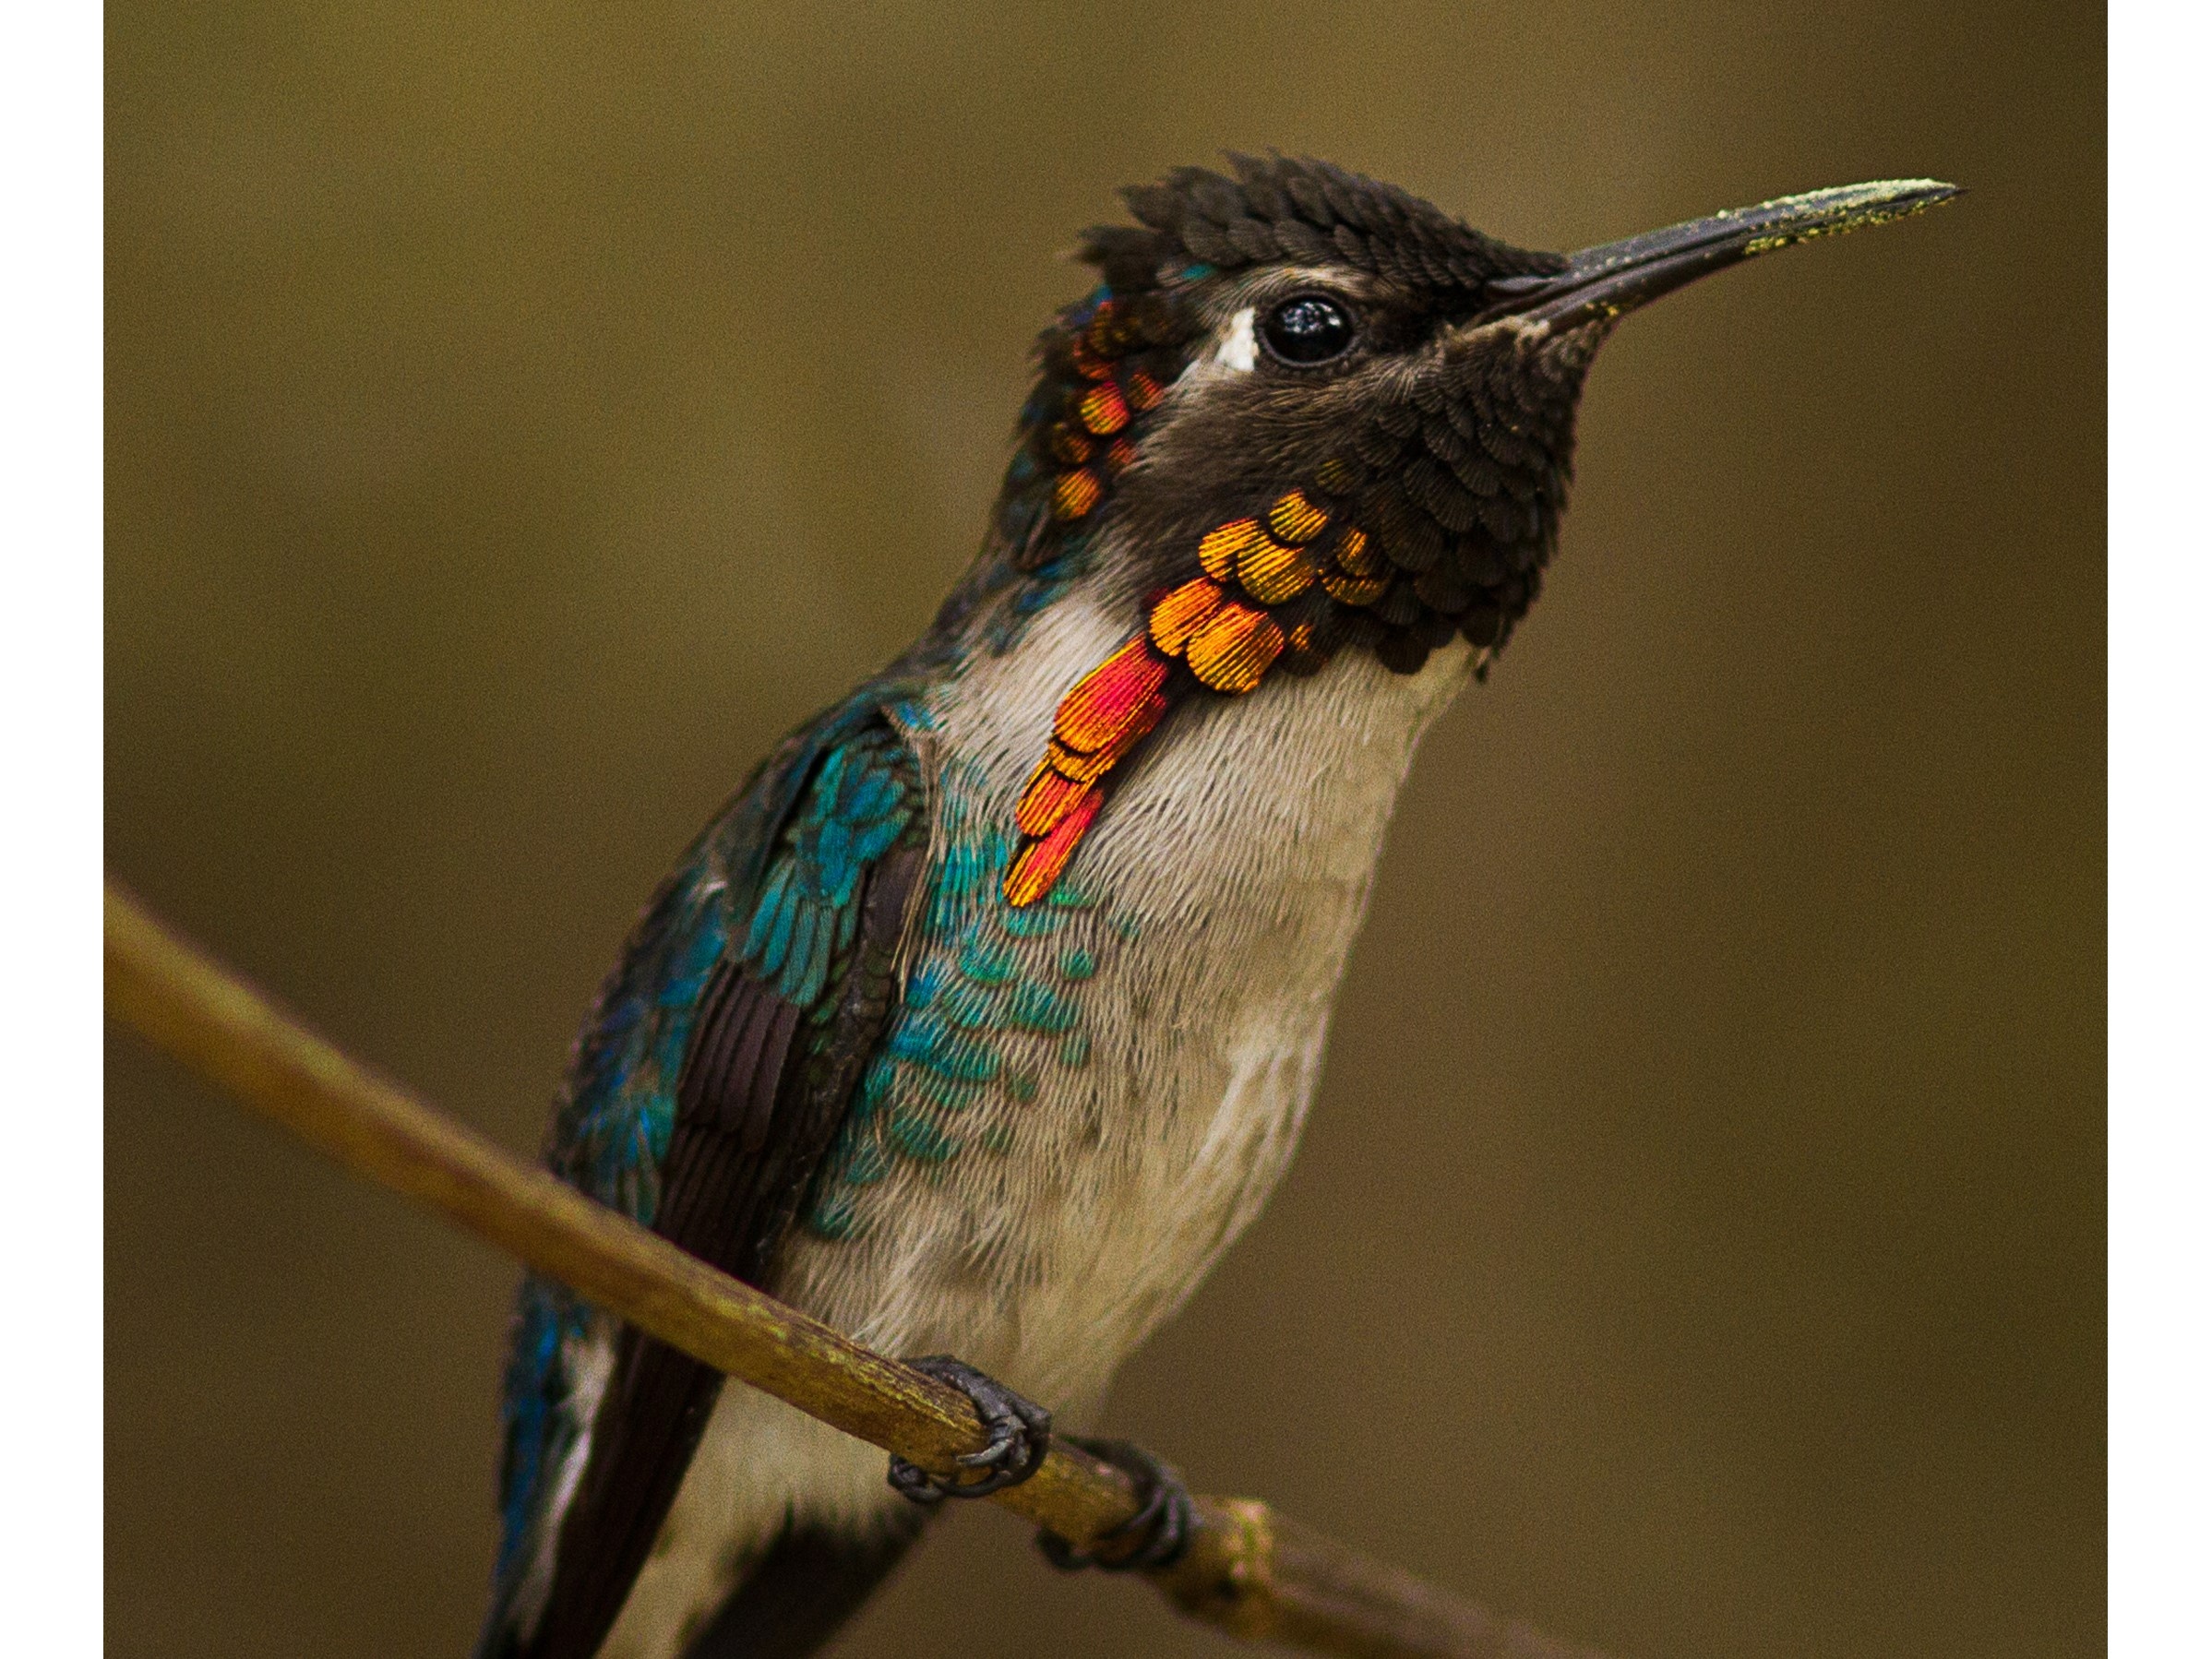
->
xmin=105 ymin=879 xmax=1606 ymax=1659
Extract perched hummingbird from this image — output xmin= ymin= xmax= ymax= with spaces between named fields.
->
xmin=476 ymin=155 xmax=1953 ymax=1659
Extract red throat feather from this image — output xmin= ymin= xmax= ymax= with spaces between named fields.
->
xmin=1004 ymin=638 xmax=1168 ymax=905
xmin=1001 ymin=489 xmax=1347 ymax=906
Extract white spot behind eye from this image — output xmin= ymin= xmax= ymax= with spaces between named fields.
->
xmin=1212 ymin=307 xmax=1257 ymax=374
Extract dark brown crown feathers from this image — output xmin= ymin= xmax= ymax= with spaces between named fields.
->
xmin=1084 ymin=153 xmax=1567 ymax=295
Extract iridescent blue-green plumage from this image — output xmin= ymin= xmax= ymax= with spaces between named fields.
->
xmin=744 ymin=742 xmax=914 ymax=1009
xmin=482 ymin=706 xmax=925 ymax=1659
xmin=798 ymin=753 xmax=1142 ymax=1242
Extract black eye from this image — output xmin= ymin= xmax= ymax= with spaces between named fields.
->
xmin=1261 ymin=293 xmax=1357 ymax=365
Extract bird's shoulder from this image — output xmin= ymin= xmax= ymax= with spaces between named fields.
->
xmin=544 ymin=698 xmax=927 ymax=1222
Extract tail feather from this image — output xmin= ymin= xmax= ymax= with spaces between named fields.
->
xmin=681 ymin=1509 xmax=929 ymax=1659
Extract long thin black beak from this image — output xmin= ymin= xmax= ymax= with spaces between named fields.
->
xmin=1476 ymin=178 xmax=1960 ymax=333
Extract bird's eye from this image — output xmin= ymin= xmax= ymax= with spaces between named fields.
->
xmin=1261 ymin=293 xmax=1357 ymax=366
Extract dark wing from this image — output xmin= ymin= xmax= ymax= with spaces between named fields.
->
xmin=478 ymin=712 xmax=926 ymax=1659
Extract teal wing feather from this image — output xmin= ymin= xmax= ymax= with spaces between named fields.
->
xmin=479 ymin=706 xmax=926 ymax=1659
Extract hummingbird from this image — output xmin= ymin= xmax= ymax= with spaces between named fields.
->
xmin=475 ymin=154 xmax=1954 ymax=1659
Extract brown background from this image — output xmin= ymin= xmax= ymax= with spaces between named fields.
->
xmin=105 ymin=4 xmax=2102 ymax=1656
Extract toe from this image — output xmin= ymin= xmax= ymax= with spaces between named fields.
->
xmin=893 ymin=1355 xmax=1054 ymax=1498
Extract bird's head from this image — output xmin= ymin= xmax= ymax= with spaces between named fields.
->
xmin=950 ymin=155 xmax=1955 ymax=905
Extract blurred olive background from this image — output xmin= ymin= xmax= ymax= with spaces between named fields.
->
xmin=105 ymin=4 xmax=2101 ymax=1656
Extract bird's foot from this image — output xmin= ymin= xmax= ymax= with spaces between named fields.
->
xmin=887 ymin=1355 xmax=1054 ymax=1503
xmin=1035 ymin=1438 xmax=1194 ymax=1571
